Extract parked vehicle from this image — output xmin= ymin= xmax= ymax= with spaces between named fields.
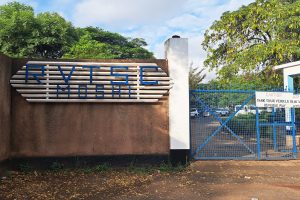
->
xmin=190 ymin=108 xmax=199 ymax=118
xmin=203 ymin=110 xmax=210 ymax=117
xmin=235 ymin=104 xmax=261 ymax=115
xmin=215 ymin=108 xmax=229 ymax=116
xmin=234 ymin=105 xmax=249 ymax=115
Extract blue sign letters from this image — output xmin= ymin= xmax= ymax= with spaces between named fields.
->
xmin=25 ymin=65 xmax=45 ymax=84
xmin=25 ymin=65 xmax=159 ymax=99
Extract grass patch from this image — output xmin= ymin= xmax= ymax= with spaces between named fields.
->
xmin=81 ymin=163 xmax=111 ymax=173
xmin=127 ymin=161 xmax=186 ymax=174
xmin=128 ymin=167 xmax=153 ymax=174
xmin=2 ymin=170 xmax=12 ymax=178
xmin=94 ymin=163 xmax=111 ymax=172
xmin=49 ymin=162 xmax=64 ymax=171
xmin=158 ymin=162 xmax=185 ymax=172
xmin=15 ymin=160 xmax=187 ymax=175
xmin=18 ymin=163 xmax=32 ymax=173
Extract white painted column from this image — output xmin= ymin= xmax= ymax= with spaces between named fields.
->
xmin=283 ymin=68 xmax=295 ymax=92
xmin=283 ymin=68 xmax=295 ymax=124
xmin=164 ymin=37 xmax=189 ymax=150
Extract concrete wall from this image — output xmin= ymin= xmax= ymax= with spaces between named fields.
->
xmin=165 ymin=38 xmax=189 ymax=150
xmin=10 ymin=58 xmax=169 ymax=157
xmin=0 ymin=54 xmax=11 ymax=161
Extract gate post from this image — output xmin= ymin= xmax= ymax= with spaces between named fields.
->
xmin=164 ymin=36 xmax=189 ymax=164
xmin=291 ymin=108 xmax=297 ymax=158
xmin=256 ymin=107 xmax=261 ymax=160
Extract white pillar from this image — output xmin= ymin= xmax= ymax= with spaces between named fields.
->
xmin=283 ymin=68 xmax=295 ymax=92
xmin=164 ymin=37 xmax=189 ymax=150
xmin=283 ymin=68 xmax=295 ymax=125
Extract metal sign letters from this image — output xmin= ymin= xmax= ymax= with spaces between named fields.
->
xmin=10 ymin=61 xmax=172 ymax=103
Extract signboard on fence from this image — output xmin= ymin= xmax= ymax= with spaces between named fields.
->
xmin=255 ymin=91 xmax=300 ymax=108
xmin=10 ymin=61 xmax=172 ymax=103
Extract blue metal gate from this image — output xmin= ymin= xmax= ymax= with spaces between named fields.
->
xmin=190 ymin=86 xmax=298 ymax=160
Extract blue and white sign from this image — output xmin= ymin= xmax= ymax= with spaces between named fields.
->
xmin=10 ymin=61 xmax=172 ymax=103
xmin=255 ymin=91 xmax=300 ymax=108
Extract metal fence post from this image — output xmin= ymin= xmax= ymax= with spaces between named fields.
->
xmin=256 ymin=107 xmax=261 ymax=160
xmin=291 ymin=108 xmax=297 ymax=158
xmin=272 ymin=108 xmax=278 ymax=152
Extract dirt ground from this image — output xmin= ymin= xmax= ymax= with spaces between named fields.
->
xmin=1 ymin=160 xmax=300 ymax=200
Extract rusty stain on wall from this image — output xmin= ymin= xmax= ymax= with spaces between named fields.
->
xmin=0 ymin=54 xmax=11 ymax=161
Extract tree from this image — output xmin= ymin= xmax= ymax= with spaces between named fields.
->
xmin=0 ymin=2 xmax=36 ymax=57
xmin=189 ymin=64 xmax=206 ymax=89
xmin=63 ymin=27 xmax=154 ymax=59
xmin=0 ymin=2 xmax=77 ymax=58
xmin=0 ymin=2 xmax=154 ymax=59
xmin=202 ymin=0 xmax=300 ymax=86
xmin=33 ymin=12 xmax=78 ymax=58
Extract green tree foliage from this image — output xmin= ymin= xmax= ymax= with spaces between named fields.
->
xmin=189 ymin=64 xmax=206 ymax=89
xmin=202 ymin=0 xmax=300 ymax=86
xmin=0 ymin=2 xmax=36 ymax=57
xmin=64 ymin=27 xmax=154 ymax=59
xmin=33 ymin=12 xmax=78 ymax=58
xmin=0 ymin=2 xmax=77 ymax=58
xmin=0 ymin=2 xmax=154 ymax=59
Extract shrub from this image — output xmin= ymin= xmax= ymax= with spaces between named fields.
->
xmin=94 ymin=163 xmax=111 ymax=172
xmin=18 ymin=163 xmax=32 ymax=172
xmin=226 ymin=114 xmax=272 ymax=138
xmin=50 ymin=162 xmax=64 ymax=171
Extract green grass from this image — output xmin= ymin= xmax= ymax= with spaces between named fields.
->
xmin=81 ymin=163 xmax=111 ymax=173
xmin=94 ymin=163 xmax=111 ymax=172
xmin=2 ymin=170 xmax=12 ymax=178
xmin=18 ymin=163 xmax=32 ymax=173
xmin=16 ymin=161 xmax=187 ymax=175
xmin=128 ymin=161 xmax=186 ymax=174
xmin=49 ymin=162 xmax=64 ymax=171
xmin=158 ymin=162 xmax=185 ymax=172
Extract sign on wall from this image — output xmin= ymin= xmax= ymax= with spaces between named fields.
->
xmin=255 ymin=91 xmax=300 ymax=108
xmin=10 ymin=61 xmax=172 ymax=103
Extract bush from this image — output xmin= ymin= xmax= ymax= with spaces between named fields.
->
xmin=158 ymin=162 xmax=185 ymax=172
xmin=260 ymin=112 xmax=272 ymax=122
xmin=94 ymin=163 xmax=111 ymax=172
xmin=226 ymin=114 xmax=272 ymax=138
xmin=18 ymin=163 xmax=32 ymax=173
xmin=50 ymin=162 xmax=64 ymax=171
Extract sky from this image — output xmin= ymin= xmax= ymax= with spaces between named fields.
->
xmin=0 ymin=0 xmax=255 ymax=82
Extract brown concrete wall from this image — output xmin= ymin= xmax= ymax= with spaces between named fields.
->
xmin=0 ymin=54 xmax=11 ymax=161
xmin=10 ymin=58 xmax=169 ymax=157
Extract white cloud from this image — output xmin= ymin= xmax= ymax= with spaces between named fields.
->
xmin=73 ymin=0 xmax=185 ymax=28
xmin=152 ymin=43 xmax=165 ymax=59
xmin=166 ymin=14 xmax=205 ymax=31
